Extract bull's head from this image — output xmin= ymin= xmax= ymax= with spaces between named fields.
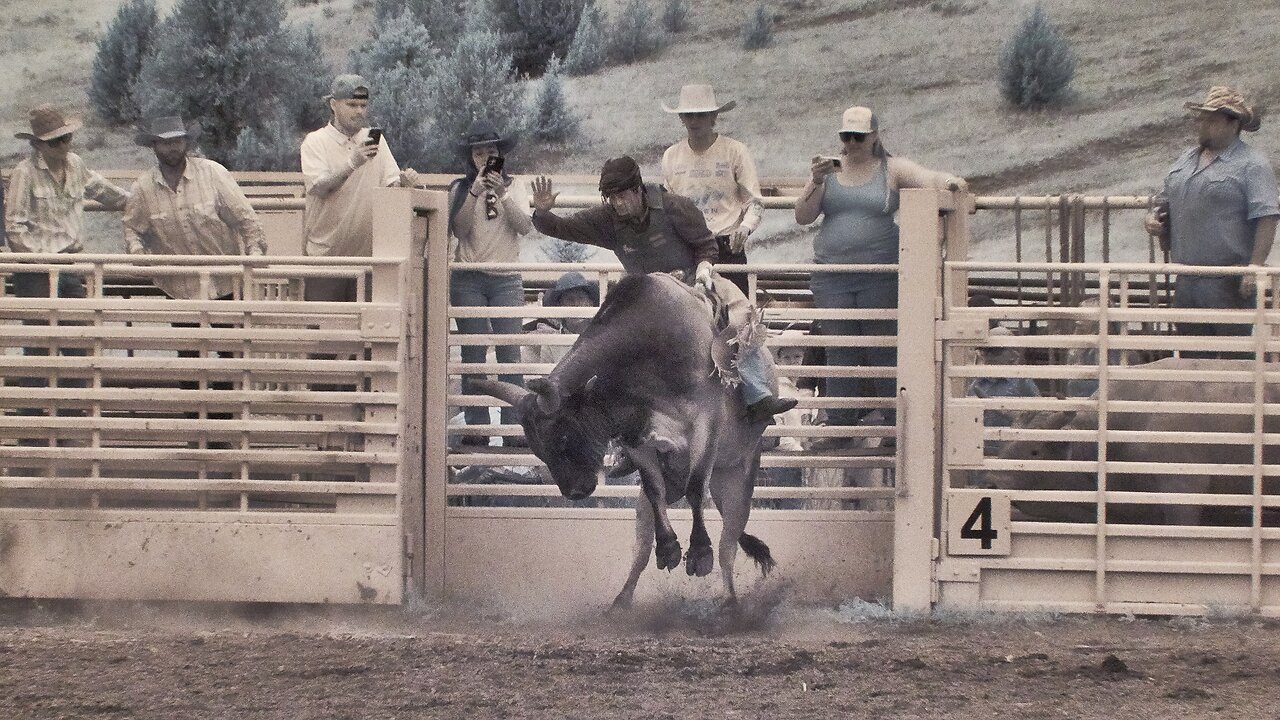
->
xmin=474 ymin=378 xmax=609 ymax=501
xmin=977 ymin=410 xmax=1076 ymax=491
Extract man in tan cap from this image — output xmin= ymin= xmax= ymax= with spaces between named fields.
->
xmin=4 ymin=105 xmax=128 ymax=421
xmin=299 ymin=73 xmax=421 ymax=301
xmin=1144 ymin=86 xmax=1279 ymax=356
xmin=660 ymin=84 xmax=764 ymax=296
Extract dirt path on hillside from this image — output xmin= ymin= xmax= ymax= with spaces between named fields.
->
xmin=1 ymin=601 xmax=1277 ymax=719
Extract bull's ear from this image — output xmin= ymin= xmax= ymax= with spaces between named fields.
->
xmin=527 ymin=377 xmax=562 ymax=414
xmin=472 ymin=379 xmax=533 ymax=410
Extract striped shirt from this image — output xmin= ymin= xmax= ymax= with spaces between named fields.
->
xmin=3 ymin=151 xmax=128 ymax=254
xmin=122 ymin=157 xmax=267 ymax=300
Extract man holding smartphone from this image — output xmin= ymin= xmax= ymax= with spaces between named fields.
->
xmin=300 ymin=74 xmax=421 ymax=301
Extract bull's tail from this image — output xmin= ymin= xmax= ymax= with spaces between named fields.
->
xmin=737 ymin=532 xmax=776 ymax=577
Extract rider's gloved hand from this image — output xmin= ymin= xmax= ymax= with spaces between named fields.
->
xmin=694 ymin=261 xmax=714 ymax=291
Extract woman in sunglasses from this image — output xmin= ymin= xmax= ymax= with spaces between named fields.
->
xmin=795 ymin=105 xmax=966 ymax=449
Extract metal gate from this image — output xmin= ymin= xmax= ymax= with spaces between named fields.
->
xmin=894 ymin=190 xmax=1280 ymax=616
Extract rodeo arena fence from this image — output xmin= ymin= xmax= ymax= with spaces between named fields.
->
xmin=1 ymin=170 xmax=1278 ymax=616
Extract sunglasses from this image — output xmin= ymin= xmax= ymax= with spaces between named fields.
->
xmin=839 ymin=132 xmax=870 ymax=143
xmin=42 ymin=134 xmax=73 ymax=147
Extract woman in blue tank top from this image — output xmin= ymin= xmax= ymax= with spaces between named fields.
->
xmin=795 ymin=106 xmax=967 ymax=447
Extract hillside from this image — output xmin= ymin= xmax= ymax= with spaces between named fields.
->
xmin=2 ymin=0 xmax=1278 ymax=260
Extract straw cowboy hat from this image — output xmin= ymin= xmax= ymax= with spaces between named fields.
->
xmin=456 ymin=118 xmax=517 ymax=155
xmin=661 ymin=84 xmax=737 ymax=114
xmin=14 ymin=104 xmax=82 ymax=141
xmin=134 ymin=116 xmax=200 ymax=147
xmin=1184 ymin=86 xmax=1262 ymax=132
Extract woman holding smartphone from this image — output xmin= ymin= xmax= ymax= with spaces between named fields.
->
xmin=794 ymin=106 xmax=966 ymax=449
xmin=449 ymin=119 xmax=533 ymax=447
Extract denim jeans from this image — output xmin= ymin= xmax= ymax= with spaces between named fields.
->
xmin=451 ymin=270 xmax=525 ymax=427
xmin=10 ymin=271 xmax=90 ymax=420
xmin=811 ymin=272 xmax=898 ymax=427
xmin=1174 ymin=274 xmax=1253 ymax=359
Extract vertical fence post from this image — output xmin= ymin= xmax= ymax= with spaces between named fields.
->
xmin=420 ymin=191 xmax=452 ymax=600
xmin=894 ymin=189 xmax=945 ymax=613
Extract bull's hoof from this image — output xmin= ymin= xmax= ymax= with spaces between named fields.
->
xmin=655 ymin=539 xmax=683 ymax=571
xmin=606 ymin=592 xmax=634 ymax=615
xmin=684 ymin=543 xmax=714 ymax=577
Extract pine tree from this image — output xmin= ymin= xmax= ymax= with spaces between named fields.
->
xmin=493 ymin=0 xmax=586 ymax=76
xmin=230 ymin=106 xmax=302 ymax=171
xmin=998 ymin=3 xmax=1076 ymax=109
xmin=609 ymin=0 xmax=666 ymax=64
xmin=427 ymin=19 xmax=526 ymax=170
xmin=352 ymin=11 xmax=439 ymax=172
xmin=88 ymin=0 xmax=159 ymax=125
xmin=373 ymin=0 xmax=462 ymax=47
xmin=662 ymin=0 xmax=689 ymax=33
xmin=528 ymin=56 xmax=580 ymax=144
xmin=564 ymin=2 xmax=607 ymax=76
xmin=135 ymin=0 xmax=320 ymax=165
xmin=740 ymin=3 xmax=773 ymax=50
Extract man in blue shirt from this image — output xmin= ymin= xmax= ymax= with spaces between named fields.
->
xmin=1146 ymin=87 xmax=1279 ymax=356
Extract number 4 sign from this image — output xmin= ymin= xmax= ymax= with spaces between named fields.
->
xmin=946 ymin=493 xmax=1012 ymax=556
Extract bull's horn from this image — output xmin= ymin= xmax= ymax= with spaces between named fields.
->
xmin=472 ymin=379 xmax=532 ymax=409
xmin=527 ymin=377 xmax=562 ymax=414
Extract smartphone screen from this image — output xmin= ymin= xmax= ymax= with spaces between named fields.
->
xmin=484 ymin=155 xmax=505 ymax=175
xmin=366 ymin=127 xmax=383 ymax=145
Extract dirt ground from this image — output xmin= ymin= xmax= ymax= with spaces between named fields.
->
xmin=2 ymin=599 xmax=1279 ymax=720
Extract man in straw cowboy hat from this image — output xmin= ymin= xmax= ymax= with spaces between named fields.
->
xmin=1145 ymin=86 xmax=1279 ymax=355
xmin=531 ymin=157 xmax=797 ymax=424
xmin=660 ymin=84 xmax=764 ymax=296
xmin=4 ymin=104 xmax=126 ymax=423
xmin=300 ymin=74 xmax=421 ymax=301
xmin=123 ymin=116 xmax=267 ymax=302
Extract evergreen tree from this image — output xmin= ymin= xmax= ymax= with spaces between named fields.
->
xmin=609 ymin=0 xmax=666 ymax=64
xmin=494 ymin=0 xmax=586 ymax=76
xmin=427 ymin=20 xmax=525 ymax=170
xmin=373 ymin=0 xmax=462 ymax=47
xmin=564 ymin=2 xmax=607 ymax=76
xmin=287 ymin=24 xmax=333 ymax=132
xmin=136 ymin=0 xmax=319 ymax=165
xmin=352 ymin=12 xmax=439 ymax=172
xmin=351 ymin=10 xmax=437 ymax=77
xmin=230 ymin=106 xmax=302 ymax=171
xmin=88 ymin=0 xmax=159 ymax=125
xmin=998 ymin=3 xmax=1076 ymax=109
xmin=662 ymin=0 xmax=689 ymax=33
xmin=528 ymin=56 xmax=580 ymax=144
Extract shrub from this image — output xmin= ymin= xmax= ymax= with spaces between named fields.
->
xmin=662 ymin=0 xmax=689 ymax=33
xmin=609 ymin=0 xmax=666 ymax=64
xmin=423 ymin=20 xmax=526 ymax=172
xmin=495 ymin=0 xmax=586 ymax=76
xmin=88 ymin=0 xmax=159 ymax=125
xmin=740 ymin=3 xmax=773 ymax=50
xmin=351 ymin=11 xmax=439 ymax=171
xmin=527 ymin=56 xmax=580 ymax=144
xmin=351 ymin=10 xmax=437 ymax=77
xmin=998 ymin=2 xmax=1076 ymax=109
xmin=136 ymin=0 xmax=322 ymax=166
xmin=287 ymin=23 xmax=334 ymax=132
xmin=542 ymin=238 xmax=596 ymax=263
xmin=564 ymin=1 xmax=607 ymax=76
xmin=229 ymin=107 xmax=302 ymax=171
xmin=373 ymin=0 xmax=462 ymax=47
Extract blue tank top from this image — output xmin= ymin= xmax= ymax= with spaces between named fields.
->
xmin=813 ymin=160 xmax=900 ymax=266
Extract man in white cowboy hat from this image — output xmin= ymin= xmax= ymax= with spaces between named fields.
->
xmin=4 ymin=104 xmax=126 ymax=421
xmin=660 ymin=84 xmax=764 ymax=296
xmin=1144 ymin=86 xmax=1279 ymax=356
xmin=299 ymin=74 xmax=421 ymax=301
xmin=122 ymin=116 xmax=267 ymax=301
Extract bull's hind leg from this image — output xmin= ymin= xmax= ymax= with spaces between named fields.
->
xmin=710 ymin=462 xmax=756 ymax=606
xmin=684 ymin=476 xmax=714 ymax=578
xmin=610 ymin=499 xmax=655 ymax=611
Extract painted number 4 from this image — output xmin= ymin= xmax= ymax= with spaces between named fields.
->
xmin=960 ymin=497 xmax=998 ymax=549
xmin=948 ymin=494 xmax=1011 ymax=556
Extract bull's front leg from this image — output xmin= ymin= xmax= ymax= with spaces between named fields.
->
xmin=684 ymin=477 xmax=714 ymax=577
xmin=626 ymin=447 xmax=682 ymax=571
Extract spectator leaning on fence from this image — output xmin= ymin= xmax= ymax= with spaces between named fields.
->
xmin=522 ymin=271 xmax=600 ymax=367
xmin=122 ymin=116 xmax=267 ymax=301
xmin=660 ymin=84 xmax=765 ymax=297
xmin=531 ymin=156 xmax=797 ymax=424
xmin=3 ymin=104 xmax=126 ymax=420
xmin=1144 ymin=86 xmax=1279 ymax=357
xmin=5 ymin=104 xmax=128 ymax=290
xmin=794 ymin=106 xmax=966 ymax=450
xmin=300 ymin=74 xmax=421 ymax=301
xmin=448 ymin=120 xmax=532 ymax=447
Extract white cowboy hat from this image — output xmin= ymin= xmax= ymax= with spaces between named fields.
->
xmin=661 ymin=84 xmax=737 ymax=114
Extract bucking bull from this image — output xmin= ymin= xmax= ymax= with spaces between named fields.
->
xmin=982 ymin=357 xmax=1280 ymax=525
xmin=476 ymin=273 xmax=776 ymax=609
